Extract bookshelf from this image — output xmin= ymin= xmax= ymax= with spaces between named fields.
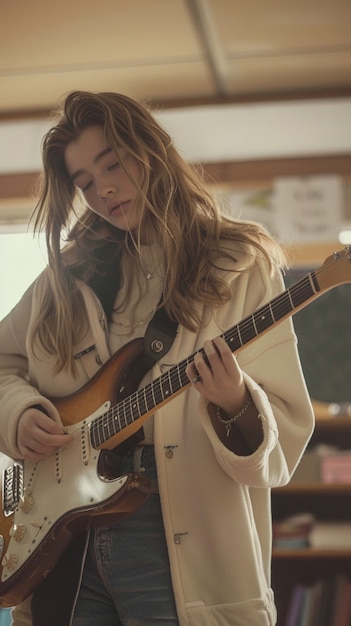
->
xmin=270 ymin=245 xmax=351 ymax=626
xmin=271 ymin=413 xmax=351 ymax=626
xmin=203 ymin=156 xmax=351 ymax=625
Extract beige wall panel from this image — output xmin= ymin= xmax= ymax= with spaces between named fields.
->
xmin=0 ymin=63 xmax=214 ymax=112
xmin=211 ymin=0 xmax=351 ymax=53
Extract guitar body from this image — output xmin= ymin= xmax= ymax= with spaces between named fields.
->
xmin=55 ymin=336 xmax=152 ymax=447
xmin=0 ymin=338 xmax=152 ymax=607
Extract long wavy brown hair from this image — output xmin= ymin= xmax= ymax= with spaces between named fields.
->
xmin=31 ymin=90 xmax=285 ymax=374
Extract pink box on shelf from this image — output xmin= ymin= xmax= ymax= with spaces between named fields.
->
xmin=321 ymin=454 xmax=351 ymax=484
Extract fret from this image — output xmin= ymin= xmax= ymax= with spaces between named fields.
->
xmin=90 ymin=413 xmax=103 ymax=448
xmin=252 ymin=313 xmax=258 ymax=336
xmin=147 ymin=382 xmax=155 ymax=412
xmin=102 ymin=413 xmax=113 ymax=441
xmin=174 ymin=363 xmax=183 ymax=392
xmin=152 ymin=377 xmax=163 ymax=407
xmin=95 ymin=417 xmax=105 ymax=448
xmin=89 ymin=422 xmax=97 ymax=448
xmin=271 ymin=290 xmax=291 ymax=321
xmin=310 ymin=271 xmax=320 ymax=292
xmin=112 ymin=406 xmax=122 ymax=436
xmin=138 ymin=386 xmax=148 ymax=417
xmin=125 ymin=397 xmax=134 ymax=429
xmin=135 ymin=390 xmax=142 ymax=423
xmin=143 ymin=382 xmax=154 ymax=413
xmin=130 ymin=393 xmax=140 ymax=421
xmin=290 ymin=276 xmax=315 ymax=307
xmin=178 ymin=362 xmax=190 ymax=389
xmin=137 ymin=384 xmax=148 ymax=416
xmin=287 ymin=285 xmax=294 ymax=310
xmin=237 ymin=316 xmax=257 ymax=345
xmin=269 ymin=302 xmax=276 ymax=322
xmin=160 ymin=369 xmax=173 ymax=400
xmin=119 ymin=400 xmax=129 ymax=433
xmin=226 ymin=326 xmax=242 ymax=351
xmin=253 ymin=303 xmax=274 ymax=334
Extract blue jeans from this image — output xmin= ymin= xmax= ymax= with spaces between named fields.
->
xmin=72 ymin=446 xmax=179 ymax=626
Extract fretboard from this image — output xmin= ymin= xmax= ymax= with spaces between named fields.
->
xmin=89 ymin=269 xmax=319 ymax=449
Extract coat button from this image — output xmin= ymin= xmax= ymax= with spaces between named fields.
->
xmin=174 ymin=532 xmax=188 ymax=544
xmin=165 ymin=445 xmax=178 ymax=458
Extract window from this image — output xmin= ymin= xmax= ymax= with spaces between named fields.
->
xmin=0 ymin=228 xmax=47 ymax=321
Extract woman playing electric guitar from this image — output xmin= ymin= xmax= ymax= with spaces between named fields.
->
xmin=0 ymin=91 xmax=314 ymax=626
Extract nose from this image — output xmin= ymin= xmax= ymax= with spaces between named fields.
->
xmin=97 ymin=179 xmax=116 ymax=200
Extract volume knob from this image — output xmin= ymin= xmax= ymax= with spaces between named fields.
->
xmin=10 ymin=523 xmax=26 ymax=541
xmin=19 ymin=493 xmax=34 ymax=513
xmin=2 ymin=552 xmax=18 ymax=571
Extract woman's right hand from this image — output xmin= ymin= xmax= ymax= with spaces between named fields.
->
xmin=17 ymin=407 xmax=74 ymax=462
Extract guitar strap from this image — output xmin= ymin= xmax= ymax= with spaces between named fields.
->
xmin=111 ymin=303 xmax=179 ymax=456
xmin=143 ymin=303 xmax=178 ymax=366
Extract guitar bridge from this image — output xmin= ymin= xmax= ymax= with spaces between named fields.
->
xmin=2 ymin=461 xmax=24 ymax=516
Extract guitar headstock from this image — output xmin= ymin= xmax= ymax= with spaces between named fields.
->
xmin=317 ymin=246 xmax=351 ymax=291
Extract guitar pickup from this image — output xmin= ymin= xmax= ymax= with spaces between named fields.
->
xmin=2 ymin=461 xmax=24 ymax=516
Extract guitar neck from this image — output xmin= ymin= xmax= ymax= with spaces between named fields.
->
xmin=90 ymin=248 xmax=351 ymax=449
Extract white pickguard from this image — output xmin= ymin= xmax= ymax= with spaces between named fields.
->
xmin=1 ymin=402 xmax=128 ymax=583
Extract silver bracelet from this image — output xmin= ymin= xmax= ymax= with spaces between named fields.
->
xmin=216 ymin=397 xmax=252 ymax=438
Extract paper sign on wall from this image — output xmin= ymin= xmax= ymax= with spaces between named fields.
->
xmin=273 ymin=175 xmax=344 ymax=243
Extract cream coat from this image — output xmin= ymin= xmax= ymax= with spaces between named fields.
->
xmin=0 ymin=250 xmax=314 ymax=626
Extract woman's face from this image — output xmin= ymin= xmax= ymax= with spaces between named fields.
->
xmin=64 ymin=125 xmax=144 ymax=234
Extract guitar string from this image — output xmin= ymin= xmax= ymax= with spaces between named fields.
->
xmin=91 ymin=270 xmax=322 ymax=445
xmin=89 ymin=271 xmax=318 ymax=446
xmin=53 ymin=252 xmax=351 ymax=447
xmin=89 ymin=250 xmax=349 ymax=448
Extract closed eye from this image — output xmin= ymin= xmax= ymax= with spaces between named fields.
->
xmin=82 ymin=181 xmax=93 ymax=192
xmin=108 ymin=162 xmax=120 ymax=171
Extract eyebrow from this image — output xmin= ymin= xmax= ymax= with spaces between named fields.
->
xmin=70 ymin=147 xmax=113 ymax=182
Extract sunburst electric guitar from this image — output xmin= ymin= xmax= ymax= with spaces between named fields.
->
xmin=0 ymin=247 xmax=350 ymax=607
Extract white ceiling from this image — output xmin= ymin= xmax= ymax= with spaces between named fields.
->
xmin=1 ymin=0 xmax=351 ymax=115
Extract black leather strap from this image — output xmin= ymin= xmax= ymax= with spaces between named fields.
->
xmin=113 ymin=304 xmax=178 ymax=457
xmin=143 ymin=305 xmax=178 ymax=367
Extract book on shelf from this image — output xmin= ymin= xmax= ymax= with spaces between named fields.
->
xmin=321 ymin=452 xmax=351 ymax=485
xmin=306 ymin=579 xmax=329 ymax=626
xmin=274 ymin=514 xmax=351 ymax=551
xmin=284 ymin=585 xmax=308 ymax=626
xmin=284 ymin=576 xmax=351 ymax=626
xmin=313 ymin=577 xmax=341 ymax=626
xmin=309 ymin=522 xmax=351 ymax=549
xmin=329 ymin=576 xmax=351 ymax=626
xmin=298 ymin=587 xmax=315 ymax=626
xmin=290 ymin=445 xmax=351 ymax=486
xmin=284 ymin=581 xmax=330 ymax=626
xmin=273 ymin=513 xmax=314 ymax=550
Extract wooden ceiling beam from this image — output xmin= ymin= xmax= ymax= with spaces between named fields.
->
xmin=1 ymin=86 xmax=351 ymax=121
xmin=0 ymin=172 xmax=39 ymax=199
xmin=183 ymin=0 xmax=229 ymax=96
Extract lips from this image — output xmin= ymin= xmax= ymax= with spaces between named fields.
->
xmin=108 ymin=200 xmax=130 ymax=216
